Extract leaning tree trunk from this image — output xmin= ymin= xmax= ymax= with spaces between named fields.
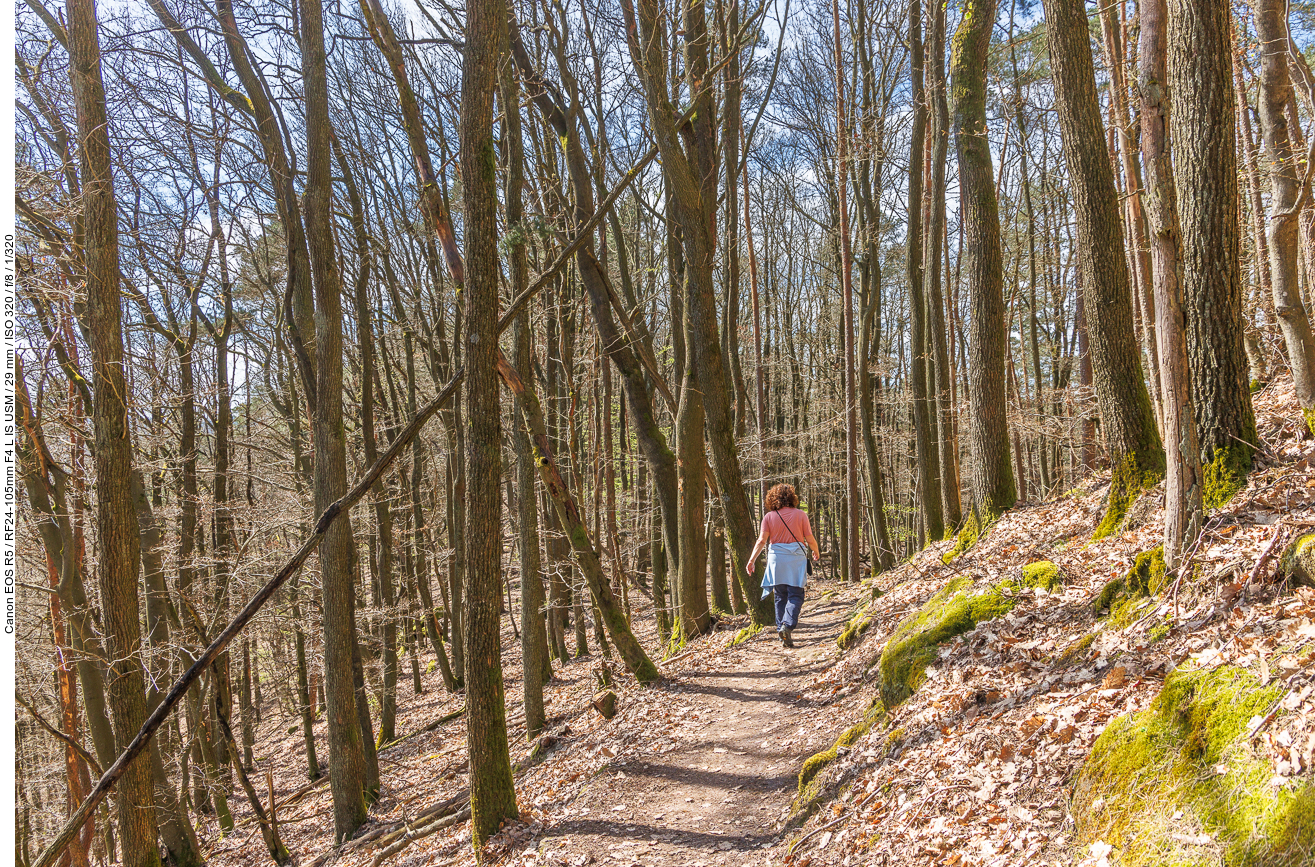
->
xmin=1042 ymin=0 xmax=1165 ymax=537
xmin=951 ymin=0 xmax=1016 ymax=518
xmin=1139 ymin=0 xmax=1203 ymax=568
xmin=460 ymin=0 xmax=520 ymax=849
xmin=1168 ymin=0 xmax=1256 ymax=507
xmin=1254 ymin=0 xmax=1315 ymax=431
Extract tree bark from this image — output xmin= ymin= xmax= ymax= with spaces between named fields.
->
xmin=1168 ymin=0 xmax=1256 ymax=506
xmin=1254 ymin=0 xmax=1315 ymax=428
xmin=951 ymin=0 xmax=1017 ymax=517
xmin=907 ymin=0 xmax=943 ymax=543
xmin=1140 ymin=0 xmax=1203 ymax=567
xmin=66 ymin=1 xmax=160 ymax=862
xmin=1043 ymin=0 xmax=1165 ymax=536
xmin=300 ymin=0 xmax=369 ymax=840
xmin=461 ymin=0 xmax=520 ymax=849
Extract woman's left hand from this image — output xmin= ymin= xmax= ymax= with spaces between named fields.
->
xmin=745 ymin=562 xmax=754 ymax=576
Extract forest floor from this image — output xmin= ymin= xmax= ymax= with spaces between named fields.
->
xmin=202 ymin=377 xmax=1315 ymax=867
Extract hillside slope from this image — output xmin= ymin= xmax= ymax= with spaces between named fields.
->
xmin=205 ymin=379 xmax=1314 ymax=867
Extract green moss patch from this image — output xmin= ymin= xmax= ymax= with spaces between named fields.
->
xmin=797 ymin=700 xmax=887 ymax=800
xmin=1056 ymin=633 xmax=1096 ymax=667
xmin=1278 ymin=533 xmax=1315 ymax=589
xmin=728 ymin=623 xmax=762 ymax=647
xmin=942 ymin=510 xmax=983 ymax=563
xmin=1094 ymin=453 xmax=1163 ymax=539
xmin=1203 ymin=444 xmax=1253 ymax=511
xmin=1073 ymin=664 xmax=1311 ymax=866
xmin=1304 ymin=406 xmax=1315 ymax=438
xmin=837 ymin=603 xmax=873 ymax=650
xmin=1021 ymin=560 xmax=1063 ymax=592
xmin=878 ymin=578 xmax=1017 ymax=708
xmin=1094 ymin=546 xmax=1166 ymax=628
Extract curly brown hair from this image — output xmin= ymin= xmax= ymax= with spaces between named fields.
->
xmin=765 ymin=483 xmax=799 ymax=511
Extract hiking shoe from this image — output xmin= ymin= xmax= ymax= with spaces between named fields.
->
xmin=781 ymin=627 xmax=794 ymax=648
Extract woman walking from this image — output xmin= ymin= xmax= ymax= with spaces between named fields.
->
xmin=746 ymin=483 xmax=820 ymax=647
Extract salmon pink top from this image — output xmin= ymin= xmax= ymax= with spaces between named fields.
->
xmin=760 ymin=506 xmax=812 ymax=544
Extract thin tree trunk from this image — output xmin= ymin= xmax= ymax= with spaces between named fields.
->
xmin=1254 ymin=0 xmax=1315 ymax=427
xmin=1141 ymin=0 xmax=1203 ymax=567
xmin=951 ymin=0 xmax=1017 ymax=517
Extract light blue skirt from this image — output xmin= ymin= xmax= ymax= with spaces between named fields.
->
xmin=761 ymin=542 xmax=809 ymax=599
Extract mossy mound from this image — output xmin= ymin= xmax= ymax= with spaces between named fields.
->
xmin=1073 ymin=664 xmax=1312 ymax=866
xmin=1277 ymin=533 xmax=1315 ymax=589
xmin=878 ymin=578 xmax=1017 ymax=708
xmin=942 ymin=510 xmax=983 ymax=564
xmin=1021 ymin=560 xmax=1062 ymax=592
xmin=796 ymin=700 xmax=886 ymax=799
xmin=1094 ymin=546 xmax=1166 ymax=628
xmin=1094 ymin=453 xmax=1164 ymax=540
xmin=837 ymin=603 xmax=873 ymax=650
xmin=1305 ymin=406 xmax=1315 ymax=438
xmin=1056 ymin=632 xmax=1096 ymax=667
xmin=1203 ymin=444 xmax=1253 ymax=511
xmin=728 ymin=623 xmax=762 ymax=647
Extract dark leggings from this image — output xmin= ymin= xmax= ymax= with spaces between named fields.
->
xmin=773 ymin=585 xmax=805 ymax=631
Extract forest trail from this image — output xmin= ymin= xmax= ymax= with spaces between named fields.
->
xmin=530 ymin=590 xmax=855 ymax=867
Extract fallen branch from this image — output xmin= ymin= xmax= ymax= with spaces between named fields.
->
xmin=371 ymin=805 xmax=471 ymax=867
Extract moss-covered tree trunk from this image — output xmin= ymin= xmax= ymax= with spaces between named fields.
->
xmin=1042 ymin=0 xmax=1164 ymax=536
xmin=950 ymin=0 xmax=1017 ymax=518
xmin=1168 ymin=0 xmax=1256 ymax=506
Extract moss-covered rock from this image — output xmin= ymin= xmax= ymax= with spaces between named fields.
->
xmin=1094 ymin=453 xmax=1164 ymax=540
xmin=1021 ymin=560 xmax=1062 ymax=592
xmin=1277 ymin=533 xmax=1315 ymax=589
xmin=1073 ymin=664 xmax=1312 ymax=866
xmin=1203 ymin=444 xmax=1253 ymax=511
xmin=837 ymin=603 xmax=873 ymax=650
xmin=1304 ymin=406 xmax=1315 ymax=438
xmin=878 ymin=578 xmax=1017 ymax=708
xmin=942 ymin=509 xmax=983 ymax=564
xmin=1094 ymin=546 xmax=1166 ymax=628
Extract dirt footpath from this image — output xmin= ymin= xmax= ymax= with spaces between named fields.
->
xmin=530 ymin=589 xmax=855 ymax=866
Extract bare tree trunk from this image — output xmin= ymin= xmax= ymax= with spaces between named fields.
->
xmin=301 ymin=0 xmax=369 ymax=839
xmin=1043 ymin=0 xmax=1165 ymax=537
xmin=66 ymin=0 xmax=160 ymax=862
xmin=1140 ymin=0 xmax=1203 ymax=567
xmin=1169 ymin=0 xmax=1256 ymax=507
xmin=951 ymin=0 xmax=1017 ymax=517
xmin=461 ymin=0 xmax=519 ymax=848
xmin=1254 ymin=0 xmax=1315 ymax=428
